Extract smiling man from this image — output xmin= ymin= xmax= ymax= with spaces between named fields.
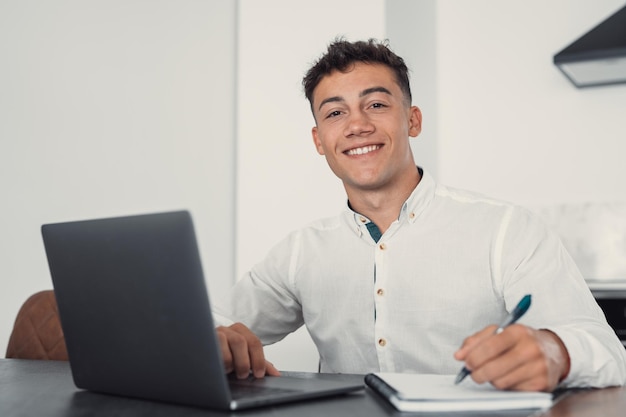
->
xmin=311 ymin=61 xmax=421 ymax=233
xmin=214 ymin=38 xmax=626 ymax=392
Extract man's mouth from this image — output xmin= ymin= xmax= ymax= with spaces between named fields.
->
xmin=345 ymin=145 xmax=382 ymax=156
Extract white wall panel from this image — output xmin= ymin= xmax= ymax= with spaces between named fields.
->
xmin=237 ymin=0 xmax=385 ymax=371
xmin=0 ymin=0 xmax=236 ymax=355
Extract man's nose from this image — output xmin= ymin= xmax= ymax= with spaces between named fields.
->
xmin=344 ymin=110 xmax=375 ymax=137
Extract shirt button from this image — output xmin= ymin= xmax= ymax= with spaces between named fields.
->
xmin=376 ymin=288 xmax=384 ymax=296
xmin=359 ymin=216 xmax=367 ymax=223
xmin=378 ymin=338 xmax=387 ymax=347
xmin=409 ymin=212 xmax=416 ymax=219
xmin=379 ymin=243 xmax=386 ymax=250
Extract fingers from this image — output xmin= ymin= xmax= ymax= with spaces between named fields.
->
xmin=216 ymin=323 xmax=281 ymax=379
xmin=455 ymin=324 xmax=569 ymax=392
xmin=217 ymin=326 xmax=236 ymax=373
xmin=466 ymin=325 xmax=542 ymax=387
xmin=489 ymin=355 xmax=550 ymax=391
xmin=454 ymin=325 xmax=499 ymax=361
xmin=265 ymin=360 xmax=281 ymax=377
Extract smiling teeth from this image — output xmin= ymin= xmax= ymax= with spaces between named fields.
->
xmin=346 ymin=145 xmax=381 ymax=156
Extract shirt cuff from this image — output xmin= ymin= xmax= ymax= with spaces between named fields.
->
xmin=547 ymin=326 xmax=620 ymax=388
xmin=211 ymin=310 xmax=235 ymax=328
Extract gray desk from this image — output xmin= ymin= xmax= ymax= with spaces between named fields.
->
xmin=1 ymin=359 xmax=625 ymax=417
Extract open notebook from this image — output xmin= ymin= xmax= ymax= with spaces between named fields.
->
xmin=365 ymin=373 xmax=553 ymax=412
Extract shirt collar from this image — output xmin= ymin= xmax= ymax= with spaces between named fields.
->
xmin=400 ymin=166 xmax=436 ymax=225
xmin=344 ymin=166 xmax=437 ymax=236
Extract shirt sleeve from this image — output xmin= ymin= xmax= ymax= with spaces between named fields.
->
xmin=211 ymin=230 xmax=305 ymax=345
xmin=498 ymin=206 xmax=626 ymax=388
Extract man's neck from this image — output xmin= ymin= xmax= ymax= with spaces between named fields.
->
xmin=346 ymin=168 xmax=421 ymax=234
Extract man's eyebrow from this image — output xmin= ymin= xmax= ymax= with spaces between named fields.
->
xmin=317 ymin=96 xmax=343 ymax=112
xmin=360 ymin=86 xmax=392 ymax=97
xmin=316 ymin=87 xmax=393 ymax=112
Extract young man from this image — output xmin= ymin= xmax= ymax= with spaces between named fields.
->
xmin=214 ymin=39 xmax=626 ymax=391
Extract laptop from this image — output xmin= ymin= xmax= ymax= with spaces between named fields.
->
xmin=41 ymin=210 xmax=363 ymax=410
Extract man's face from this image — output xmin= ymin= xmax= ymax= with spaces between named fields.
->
xmin=311 ymin=62 xmax=422 ymax=195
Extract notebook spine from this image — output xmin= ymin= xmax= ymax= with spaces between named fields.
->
xmin=364 ymin=374 xmax=399 ymax=401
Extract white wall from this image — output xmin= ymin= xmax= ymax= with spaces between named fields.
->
xmin=433 ymin=0 xmax=626 ymax=206
xmin=386 ymin=0 xmax=439 ymax=177
xmin=0 ymin=0 xmax=236 ymax=354
xmin=387 ymin=0 xmax=626 ymax=206
xmin=236 ymin=0 xmax=386 ymax=372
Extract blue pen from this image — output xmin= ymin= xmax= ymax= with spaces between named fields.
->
xmin=454 ymin=294 xmax=532 ymax=385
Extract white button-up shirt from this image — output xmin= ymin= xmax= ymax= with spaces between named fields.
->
xmin=214 ymin=170 xmax=626 ymax=388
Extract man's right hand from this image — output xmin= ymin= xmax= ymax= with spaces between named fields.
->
xmin=216 ymin=322 xmax=281 ymax=379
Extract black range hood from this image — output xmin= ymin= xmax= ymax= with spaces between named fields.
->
xmin=554 ymin=4 xmax=626 ymax=88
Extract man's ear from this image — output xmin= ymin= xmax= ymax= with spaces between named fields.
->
xmin=408 ymin=106 xmax=422 ymax=137
xmin=312 ymin=127 xmax=325 ymax=155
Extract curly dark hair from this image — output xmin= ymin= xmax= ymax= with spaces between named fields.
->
xmin=302 ymin=38 xmax=412 ymax=112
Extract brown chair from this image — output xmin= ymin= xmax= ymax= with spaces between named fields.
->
xmin=5 ymin=290 xmax=68 ymax=360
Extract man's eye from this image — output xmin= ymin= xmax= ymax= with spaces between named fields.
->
xmin=371 ymin=103 xmax=386 ymax=109
xmin=326 ymin=110 xmax=342 ymax=118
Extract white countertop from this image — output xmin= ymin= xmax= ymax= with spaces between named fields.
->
xmin=586 ymin=280 xmax=626 ymax=291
